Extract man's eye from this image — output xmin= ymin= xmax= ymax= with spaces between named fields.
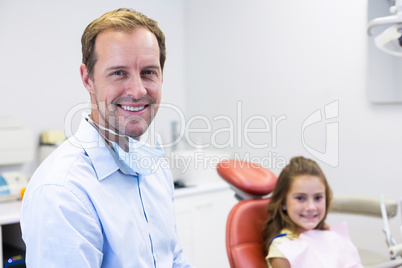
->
xmin=113 ymin=71 xmax=123 ymax=75
xmin=143 ymin=70 xmax=153 ymax=75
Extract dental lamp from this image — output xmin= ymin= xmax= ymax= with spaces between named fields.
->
xmin=368 ymin=0 xmax=402 ymax=56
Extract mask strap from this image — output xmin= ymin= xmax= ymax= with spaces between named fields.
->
xmin=85 ymin=116 xmax=124 ymax=138
xmin=85 ymin=115 xmax=161 ymax=149
xmin=85 ymin=116 xmax=113 ymax=143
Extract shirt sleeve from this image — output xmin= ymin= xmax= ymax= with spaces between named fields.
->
xmin=172 ymin=244 xmax=194 ymax=268
xmin=162 ymin=166 xmax=194 ymax=268
xmin=266 ymin=240 xmax=286 ymax=268
xmin=21 ymin=184 xmax=103 ymax=268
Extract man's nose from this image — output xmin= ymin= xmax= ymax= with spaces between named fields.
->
xmin=126 ymin=75 xmax=147 ymax=99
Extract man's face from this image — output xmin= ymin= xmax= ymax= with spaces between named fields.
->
xmin=81 ymin=27 xmax=162 ymax=139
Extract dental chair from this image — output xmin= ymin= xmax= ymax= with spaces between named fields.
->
xmin=217 ymin=159 xmax=277 ymax=268
xmin=217 ymin=159 xmax=402 ymax=268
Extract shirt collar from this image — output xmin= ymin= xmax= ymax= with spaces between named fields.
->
xmin=281 ymin=228 xmax=299 ymax=239
xmin=73 ymin=117 xmax=120 ymax=181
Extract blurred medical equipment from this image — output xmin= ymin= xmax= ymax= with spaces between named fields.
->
xmin=377 ymin=196 xmax=402 ymax=266
xmin=0 ymin=172 xmax=28 ymax=203
xmin=38 ymin=130 xmax=65 ymax=164
xmin=0 ymin=117 xmax=33 ymax=203
xmin=170 ymin=149 xmax=232 ymax=186
xmin=217 ymin=159 xmax=402 ymax=268
xmin=0 ymin=118 xmax=34 ymax=165
xmin=367 ymin=0 xmax=402 ymax=56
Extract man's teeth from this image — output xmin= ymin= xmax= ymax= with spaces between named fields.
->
xmin=121 ymin=105 xmax=145 ymax=112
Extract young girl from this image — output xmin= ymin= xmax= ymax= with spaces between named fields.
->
xmin=263 ymin=156 xmax=363 ymax=268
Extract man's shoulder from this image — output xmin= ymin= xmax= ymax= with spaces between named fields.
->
xmin=31 ymin=138 xmax=95 ymax=186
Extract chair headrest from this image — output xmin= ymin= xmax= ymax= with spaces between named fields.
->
xmin=217 ymin=160 xmax=277 ymax=199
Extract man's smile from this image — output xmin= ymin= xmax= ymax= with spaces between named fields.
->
xmin=120 ymin=105 xmax=146 ymax=112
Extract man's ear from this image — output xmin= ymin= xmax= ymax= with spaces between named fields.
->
xmin=80 ymin=64 xmax=94 ymax=94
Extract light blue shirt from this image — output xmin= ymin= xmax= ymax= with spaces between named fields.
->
xmin=21 ymin=118 xmax=193 ymax=268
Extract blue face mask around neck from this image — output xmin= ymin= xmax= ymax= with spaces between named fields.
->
xmin=86 ymin=116 xmax=164 ymax=176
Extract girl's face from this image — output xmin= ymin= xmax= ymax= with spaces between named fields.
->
xmin=282 ymin=175 xmax=326 ymax=234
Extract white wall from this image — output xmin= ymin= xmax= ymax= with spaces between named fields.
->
xmin=183 ymin=0 xmax=402 ymax=261
xmin=0 ymin=0 xmax=186 ymax=173
xmin=184 ymin=0 xmax=402 ymax=197
xmin=4 ymin=0 xmax=401 ymax=201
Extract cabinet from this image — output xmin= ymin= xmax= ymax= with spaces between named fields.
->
xmin=174 ymin=182 xmax=237 ymax=268
xmin=0 ymin=200 xmax=25 ymax=268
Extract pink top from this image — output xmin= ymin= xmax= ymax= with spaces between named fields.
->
xmin=276 ymin=221 xmax=363 ymax=268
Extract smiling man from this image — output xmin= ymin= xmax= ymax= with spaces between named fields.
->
xmin=82 ymin=27 xmax=162 ymax=140
xmin=21 ymin=8 xmax=193 ymax=268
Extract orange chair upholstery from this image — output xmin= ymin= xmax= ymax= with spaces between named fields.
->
xmin=226 ymin=198 xmax=271 ymax=268
xmin=217 ymin=160 xmax=277 ymax=268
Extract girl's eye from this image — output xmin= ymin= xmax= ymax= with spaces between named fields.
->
xmin=315 ymin=195 xmax=324 ymax=201
xmin=296 ymin=196 xmax=305 ymax=201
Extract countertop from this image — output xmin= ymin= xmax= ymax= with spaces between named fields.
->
xmin=0 ymin=181 xmax=232 ymax=225
xmin=174 ymin=181 xmax=231 ymax=198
